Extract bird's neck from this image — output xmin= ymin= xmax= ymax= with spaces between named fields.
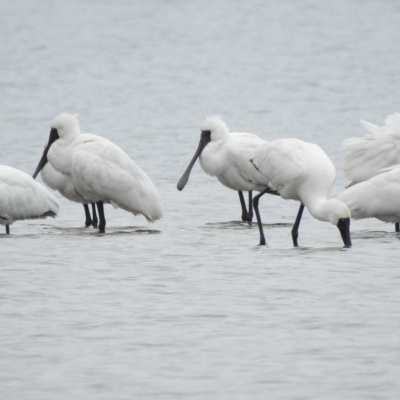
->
xmin=303 ymin=196 xmax=350 ymax=225
xmin=302 ymin=196 xmax=331 ymax=222
xmin=47 ymin=139 xmax=74 ymax=178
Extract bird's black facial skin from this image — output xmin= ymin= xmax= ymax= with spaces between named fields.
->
xmin=32 ymin=128 xmax=60 ymax=179
xmin=177 ymin=130 xmax=211 ymax=190
xmin=337 ymin=217 xmax=352 ymax=248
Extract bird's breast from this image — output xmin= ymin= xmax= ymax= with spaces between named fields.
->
xmin=199 ymin=146 xmax=223 ymax=178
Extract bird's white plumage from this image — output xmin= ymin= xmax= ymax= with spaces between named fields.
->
xmin=199 ymin=116 xmax=268 ymax=192
xmin=46 ymin=114 xmax=163 ymax=223
xmin=41 ymin=163 xmax=86 ymax=204
xmin=337 ymin=166 xmax=400 ymax=223
xmin=251 ymin=139 xmax=350 ymax=225
xmin=342 ymin=112 xmax=400 ymax=186
xmin=0 ymin=165 xmax=59 ymax=226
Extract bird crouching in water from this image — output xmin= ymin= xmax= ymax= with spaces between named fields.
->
xmin=337 ymin=165 xmax=400 ymax=229
xmin=342 ymin=112 xmax=400 ymax=231
xmin=0 ymin=165 xmax=59 ymax=234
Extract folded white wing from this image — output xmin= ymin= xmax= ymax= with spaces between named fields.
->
xmin=342 ymin=112 xmax=400 ymax=185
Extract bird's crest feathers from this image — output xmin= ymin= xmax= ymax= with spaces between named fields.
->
xmin=200 ymin=115 xmax=229 ymax=141
xmin=51 ymin=113 xmax=81 ymax=139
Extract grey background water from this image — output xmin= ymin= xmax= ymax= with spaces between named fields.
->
xmin=1 ymin=1 xmax=400 ymax=399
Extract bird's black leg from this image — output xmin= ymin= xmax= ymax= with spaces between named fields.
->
xmin=239 ymin=191 xmax=253 ymax=222
xmin=91 ymin=203 xmax=98 ymax=228
xmin=6 ymin=224 xmax=10 ymax=234
xmin=291 ymin=204 xmax=305 ymax=247
xmin=247 ymin=190 xmax=253 ymax=222
xmin=97 ymin=201 xmax=106 ymax=233
xmin=253 ymin=188 xmax=269 ymax=245
xmin=84 ymin=204 xmax=92 ymax=227
xmin=239 ymin=191 xmax=248 ymax=221
xmin=395 ymin=223 xmax=400 ymax=233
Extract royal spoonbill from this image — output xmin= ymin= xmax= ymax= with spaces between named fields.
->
xmin=250 ymin=139 xmax=352 ymax=247
xmin=33 ymin=113 xmax=164 ymax=232
xmin=0 ymin=165 xmax=59 ymax=234
xmin=177 ymin=116 xmax=267 ymax=222
xmin=337 ymin=165 xmax=400 ymax=227
xmin=40 ymin=162 xmax=98 ymax=228
xmin=342 ymin=112 xmax=400 ymax=231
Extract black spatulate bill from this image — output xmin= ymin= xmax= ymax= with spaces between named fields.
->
xmin=337 ymin=217 xmax=352 ymax=248
xmin=33 ymin=128 xmax=60 ymax=179
xmin=177 ymin=130 xmax=211 ymax=191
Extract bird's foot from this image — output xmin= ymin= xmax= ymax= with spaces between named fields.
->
xmin=241 ymin=213 xmax=253 ymax=223
xmin=291 ymin=231 xmax=299 ymax=247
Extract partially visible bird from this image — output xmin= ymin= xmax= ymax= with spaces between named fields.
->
xmin=177 ymin=116 xmax=267 ymax=222
xmin=250 ymin=138 xmax=352 ymax=247
xmin=40 ymin=162 xmax=98 ymax=228
xmin=337 ymin=165 xmax=400 ymax=227
xmin=342 ymin=112 xmax=400 ymax=231
xmin=0 ymin=165 xmax=59 ymax=234
xmin=33 ymin=113 xmax=163 ymax=232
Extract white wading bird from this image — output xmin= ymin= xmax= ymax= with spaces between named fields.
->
xmin=337 ymin=165 xmax=400 ymax=227
xmin=33 ymin=113 xmax=164 ymax=232
xmin=40 ymin=162 xmax=98 ymax=228
xmin=177 ymin=116 xmax=267 ymax=222
xmin=250 ymin=139 xmax=352 ymax=247
xmin=342 ymin=112 xmax=400 ymax=231
xmin=0 ymin=165 xmax=59 ymax=234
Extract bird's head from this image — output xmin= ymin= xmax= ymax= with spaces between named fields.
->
xmin=50 ymin=113 xmax=81 ymax=142
xmin=323 ymin=199 xmax=352 ymax=248
xmin=176 ymin=116 xmax=229 ymax=191
xmin=200 ymin=115 xmax=229 ymax=142
xmin=33 ymin=113 xmax=80 ymax=179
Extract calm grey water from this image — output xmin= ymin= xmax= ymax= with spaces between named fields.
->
xmin=1 ymin=1 xmax=400 ymax=399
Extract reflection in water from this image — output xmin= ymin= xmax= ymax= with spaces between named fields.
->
xmin=40 ymin=225 xmax=162 ymax=236
xmin=205 ymin=221 xmax=294 ymax=229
